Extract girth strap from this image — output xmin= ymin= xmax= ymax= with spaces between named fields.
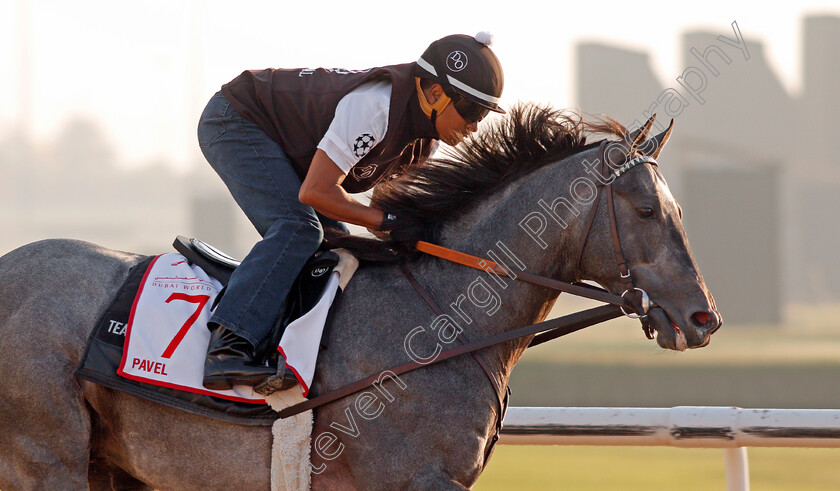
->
xmin=398 ymin=263 xmax=504 ymax=404
xmin=398 ymin=263 xmax=507 ymax=464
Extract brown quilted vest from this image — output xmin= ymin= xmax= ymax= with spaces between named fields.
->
xmin=221 ymin=63 xmax=437 ymax=193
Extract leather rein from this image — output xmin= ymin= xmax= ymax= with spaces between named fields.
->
xmin=277 ymin=142 xmax=658 ymax=420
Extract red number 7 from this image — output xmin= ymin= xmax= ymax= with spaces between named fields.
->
xmin=161 ymin=293 xmax=210 ymax=359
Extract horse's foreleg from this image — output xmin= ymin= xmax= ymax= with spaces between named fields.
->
xmin=88 ymin=457 xmax=153 ymax=491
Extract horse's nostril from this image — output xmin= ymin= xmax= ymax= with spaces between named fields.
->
xmin=691 ymin=311 xmax=712 ymax=328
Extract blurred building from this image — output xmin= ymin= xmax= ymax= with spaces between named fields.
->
xmin=575 ymin=43 xmax=664 ymax=125
xmin=674 ymin=30 xmax=788 ymax=324
xmin=791 ymin=15 xmax=840 ymax=303
xmin=683 ymin=167 xmax=781 ymax=324
xmin=575 ymin=16 xmax=840 ymax=323
xmin=799 ymin=15 xmax=840 ymax=174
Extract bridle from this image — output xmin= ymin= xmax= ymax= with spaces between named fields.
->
xmin=277 ymin=141 xmax=663 ymax=423
xmin=572 ymin=140 xmax=658 ymax=331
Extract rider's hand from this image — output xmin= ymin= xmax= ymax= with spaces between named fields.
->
xmin=379 ymin=211 xmax=424 ymax=243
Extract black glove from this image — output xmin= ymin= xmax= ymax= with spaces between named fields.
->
xmin=379 ymin=211 xmax=424 ymax=243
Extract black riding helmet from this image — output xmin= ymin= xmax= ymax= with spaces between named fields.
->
xmin=415 ymin=32 xmax=505 ymax=122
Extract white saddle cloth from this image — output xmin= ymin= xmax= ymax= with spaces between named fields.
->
xmin=117 ymin=250 xmax=358 ymax=402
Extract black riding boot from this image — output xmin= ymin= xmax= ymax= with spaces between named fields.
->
xmin=202 ymin=325 xmax=276 ymax=390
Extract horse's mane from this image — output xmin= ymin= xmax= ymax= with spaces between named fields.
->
xmin=325 ymin=103 xmax=625 ymax=263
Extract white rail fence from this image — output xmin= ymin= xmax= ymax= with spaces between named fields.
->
xmin=499 ymin=406 xmax=840 ymax=491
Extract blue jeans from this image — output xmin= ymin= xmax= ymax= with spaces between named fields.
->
xmin=197 ymin=91 xmax=347 ymax=346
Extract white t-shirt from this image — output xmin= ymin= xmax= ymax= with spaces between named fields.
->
xmin=317 ymin=80 xmax=392 ymax=175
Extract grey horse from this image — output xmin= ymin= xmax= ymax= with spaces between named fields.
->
xmin=0 ymin=105 xmax=720 ymax=490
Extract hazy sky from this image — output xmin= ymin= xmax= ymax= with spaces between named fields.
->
xmin=2 ymin=0 xmax=838 ymax=171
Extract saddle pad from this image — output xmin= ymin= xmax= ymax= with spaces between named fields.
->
xmin=279 ymin=270 xmax=341 ymax=396
xmin=75 ymin=256 xmax=277 ymax=426
xmin=117 ymin=253 xmax=266 ymax=403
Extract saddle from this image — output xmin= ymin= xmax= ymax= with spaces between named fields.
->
xmin=172 ymin=236 xmax=340 ymax=366
xmin=172 ymin=235 xmax=241 ymax=285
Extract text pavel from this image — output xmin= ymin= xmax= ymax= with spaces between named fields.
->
xmin=131 ymin=358 xmax=168 ymax=375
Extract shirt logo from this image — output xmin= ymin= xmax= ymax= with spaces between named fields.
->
xmin=446 ymin=51 xmax=468 ymax=72
xmin=353 ymin=133 xmax=376 ymax=158
xmin=351 ymin=164 xmax=378 ymax=181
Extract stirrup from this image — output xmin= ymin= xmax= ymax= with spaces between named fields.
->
xmin=254 ymin=363 xmax=300 ymax=396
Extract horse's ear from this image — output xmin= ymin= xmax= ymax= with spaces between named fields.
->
xmin=627 ymin=115 xmax=656 ymax=152
xmin=650 ymin=119 xmax=675 ymax=160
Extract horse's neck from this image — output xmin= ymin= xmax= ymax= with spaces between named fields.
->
xmin=411 ymin=157 xmax=589 ymax=385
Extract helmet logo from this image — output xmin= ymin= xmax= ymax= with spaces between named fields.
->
xmin=446 ymin=51 xmax=469 ymax=72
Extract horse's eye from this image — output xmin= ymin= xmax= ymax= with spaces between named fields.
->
xmin=637 ymin=207 xmax=654 ymax=219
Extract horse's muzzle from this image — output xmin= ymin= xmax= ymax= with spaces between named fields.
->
xmin=647 ymin=305 xmax=721 ymax=351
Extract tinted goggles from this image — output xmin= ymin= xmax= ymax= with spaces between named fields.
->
xmin=452 ymin=95 xmax=490 ymax=123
